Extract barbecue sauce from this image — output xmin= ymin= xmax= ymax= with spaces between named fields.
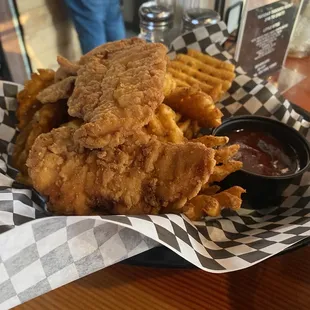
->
xmin=228 ymin=129 xmax=299 ymax=176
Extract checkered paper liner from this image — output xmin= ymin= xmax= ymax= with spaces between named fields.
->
xmin=0 ymin=22 xmax=310 ymax=308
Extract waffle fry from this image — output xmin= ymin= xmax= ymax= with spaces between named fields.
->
xmin=222 ymin=186 xmax=246 ymax=198
xmin=182 ymin=120 xmax=200 ymax=140
xmin=187 ymin=49 xmax=235 ymax=73
xmin=200 ymin=185 xmax=221 ymax=195
xmin=211 ymin=187 xmax=245 ymax=211
xmin=163 ymin=72 xmax=177 ymax=97
xmin=167 ymin=67 xmax=214 ymax=94
xmin=167 ymin=50 xmax=236 ymax=103
xmin=209 ymin=84 xmax=223 ymax=103
xmin=176 ymin=54 xmax=235 ymax=82
xmin=169 ymin=60 xmax=231 ymax=92
xmin=192 ymin=135 xmax=229 ymax=147
xmin=215 ymin=144 xmax=240 ymax=163
xmin=175 ymin=78 xmax=190 ymax=87
xmin=164 ymin=87 xmax=223 ymax=128
xmin=16 ymin=69 xmax=55 ymax=129
xmin=194 ymin=135 xmax=243 ymax=205
xmin=183 ymin=195 xmax=220 ymax=219
xmin=177 ymin=119 xmax=191 ymax=133
xmin=13 ymin=102 xmax=68 ymax=184
xmin=183 ymin=186 xmax=245 ymax=220
xmin=145 ymin=104 xmax=185 ymax=143
xmin=208 ymin=160 xmax=243 ymax=184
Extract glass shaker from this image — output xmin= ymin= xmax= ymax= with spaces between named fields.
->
xmin=157 ymin=0 xmax=200 ymax=25
xmin=288 ymin=0 xmax=310 ymax=58
xmin=182 ymin=8 xmax=221 ymax=33
xmin=138 ymin=1 xmax=174 ymax=45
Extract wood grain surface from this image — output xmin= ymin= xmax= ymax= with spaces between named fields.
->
xmin=283 ymin=57 xmax=310 ymax=112
xmin=15 ymin=246 xmax=310 ymax=310
xmin=15 ymin=57 xmax=310 ymax=310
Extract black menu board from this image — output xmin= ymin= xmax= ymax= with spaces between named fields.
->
xmin=235 ymin=0 xmax=302 ymax=76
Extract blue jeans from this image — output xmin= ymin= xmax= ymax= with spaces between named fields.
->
xmin=64 ymin=0 xmax=126 ymax=54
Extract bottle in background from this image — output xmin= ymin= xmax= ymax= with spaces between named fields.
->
xmin=138 ymin=1 xmax=174 ymax=45
xmin=288 ymin=0 xmax=310 ymax=58
xmin=182 ymin=8 xmax=220 ymax=33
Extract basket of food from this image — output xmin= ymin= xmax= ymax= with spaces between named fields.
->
xmin=0 ymin=22 xmax=309 ymax=307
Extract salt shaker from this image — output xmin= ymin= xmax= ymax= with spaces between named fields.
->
xmin=138 ymin=1 xmax=174 ymax=45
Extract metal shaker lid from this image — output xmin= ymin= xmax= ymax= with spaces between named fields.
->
xmin=139 ymin=1 xmax=174 ymax=30
xmin=183 ymin=8 xmax=220 ymax=30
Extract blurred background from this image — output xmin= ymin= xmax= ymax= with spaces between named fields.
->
xmin=0 ymin=0 xmax=248 ymax=83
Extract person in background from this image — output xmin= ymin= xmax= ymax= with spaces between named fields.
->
xmin=64 ymin=0 xmax=126 ymax=54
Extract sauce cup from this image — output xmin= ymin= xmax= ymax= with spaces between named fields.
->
xmin=212 ymin=116 xmax=310 ymax=208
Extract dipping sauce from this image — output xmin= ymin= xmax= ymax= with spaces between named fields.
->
xmin=228 ymin=129 xmax=299 ymax=176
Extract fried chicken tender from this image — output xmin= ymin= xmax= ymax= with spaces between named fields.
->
xmin=55 ymin=56 xmax=79 ymax=82
xmin=12 ymin=102 xmax=68 ymax=184
xmin=79 ymin=37 xmax=146 ymax=65
xmin=27 ymin=127 xmax=216 ymax=215
xmin=68 ymin=39 xmax=167 ymax=149
xmin=37 ymin=76 xmax=76 ymax=104
xmin=16 ymin=69 xmax=55 ymax=129
xmin=54 ymin=38 xmax=146 ymax=81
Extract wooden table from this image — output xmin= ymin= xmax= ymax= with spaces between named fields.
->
xmin=281 ymin=56 xmax=310 ymax=112
xmin=16 ymin=57 xmax=310 ymax=310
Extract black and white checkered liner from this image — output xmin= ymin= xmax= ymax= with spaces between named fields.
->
xmin=0 ymin=23 xmax=310 ymax=308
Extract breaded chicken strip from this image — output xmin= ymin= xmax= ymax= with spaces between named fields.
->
xmin=36 ymin=76 xmax=76 ymax=104
xmin=27 ymin=127 xmax=215 ymax=215
xmin=12 ymin=102 xmax=68 ymax=185
xmin=67 ymin=39 xmax=167 ymax=149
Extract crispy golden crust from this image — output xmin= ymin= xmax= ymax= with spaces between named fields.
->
xmin=145 ymin=104 xmax=185 ymax=143
xmin=187 ymin=49 xmax=235 ymax=73
xmin=167 ymin=50 xmax=236 ymax=103
xmin=183 ymin=186 xmax=245 ymax=220
xmin=16 ymin=69 xmax=55 ymax=129
xmin=169 ymin=60 xmax=231 ymax=93
xmin=14 ymin=40 xmax=245 ymax=219
xmin=27 ymin=127 xmax=215 ymax=215
xmin=12 ymin=102 xmax=68 ymax=182
xmin=164 ymin=87 xmax=223 ymax=128
xmin=54 ymin=56 xmax=80 ymax=82
xmin=37 ymin=76 xmax=76 ymax=103
xmin=67 ymin=40 xmax=168 ymax=149
xmin=79 ymin=37 xmax=146 ymax=64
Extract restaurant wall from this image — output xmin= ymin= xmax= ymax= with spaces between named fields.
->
xmin=15 ymin=0 xmax=82 ymax=72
